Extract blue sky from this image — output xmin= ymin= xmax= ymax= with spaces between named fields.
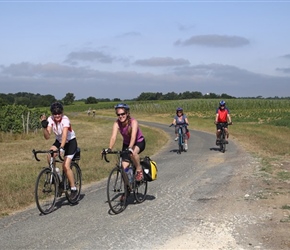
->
xmin=0 ymin=1 xmax=290 ymax=100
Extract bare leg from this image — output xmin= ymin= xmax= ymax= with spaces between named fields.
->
xmin=63 ymin=157 xmax=75 ymax=189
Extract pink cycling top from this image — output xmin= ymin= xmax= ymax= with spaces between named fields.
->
xmin=117 ymin=117 xmax=144 ymax=145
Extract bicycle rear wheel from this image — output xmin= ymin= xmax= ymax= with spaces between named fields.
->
xmin=65 ymin=162 xmax=82 ymax=204
xmin=107 ymin=166 xmax=128 ymax=214
xmin=35 ymin=168 xmax=58 ymax=215
xmin=134 ymin=179 xmax=148 ymax=203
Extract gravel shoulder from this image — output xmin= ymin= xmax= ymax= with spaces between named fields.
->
xmin=156 ymin=137 xmax=290 ymax=250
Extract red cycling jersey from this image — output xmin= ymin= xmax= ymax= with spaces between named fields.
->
xmin=216 ymin=108 xmax=229 ymax=123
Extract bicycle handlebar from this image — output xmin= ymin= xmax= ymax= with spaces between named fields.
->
xmin=169 ymin=123 xmax=188 ymax=127
xmin=32 ymin=149 xmax=64 ymax=162
xmin=215 ymin=122 xmax=233 ymax=125
xmin=101 ymin=148 xmax=132 ymax=163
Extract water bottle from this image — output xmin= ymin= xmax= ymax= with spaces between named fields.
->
xmin=55 ymin=167 xmax=62 ymax=181
xmin=125 ymin=166 xmax=133 ymax=183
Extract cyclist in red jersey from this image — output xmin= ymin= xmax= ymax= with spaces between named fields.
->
xmin=215 ymin=100 xmax=232 ymax=145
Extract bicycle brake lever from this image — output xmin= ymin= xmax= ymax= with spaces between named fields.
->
xmin=32 ymin=149 xmax=40 ymax=161
xmin=101 ymin=151 xmax=110 ymax=163
xmin=104 ymin=154 xmax=110 ymax=163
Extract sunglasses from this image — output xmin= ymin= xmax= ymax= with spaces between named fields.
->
xmin=53 ymin=112 xmax=62 ymax=115
xmin=116 ymin=112 xmax=126 ymax=117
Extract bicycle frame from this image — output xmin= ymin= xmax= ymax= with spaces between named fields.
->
xmin=177 ymin=125 xmax=185 ymax=154
xmin=102 ymin=149 xmax=148 ymax=214
xmin=33 ymin=148 xmax=81 ymax=214
xmin=217 ymin=123 xmax=228 ymax=153
xmin=103 ymin=150 xmax=131 ymax=187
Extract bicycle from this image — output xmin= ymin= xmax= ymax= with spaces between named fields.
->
xmin=101 ymin=149 xmax=148 ymax=214
xmin=216 ymin=122 xmax=232 ymax=153
xmin=32 ymin=148 xmax=82 ymax=215
xmin=170 ymin=123 xmax=188 ymax=154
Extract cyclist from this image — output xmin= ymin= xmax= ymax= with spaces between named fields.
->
xmin=105 ymin=103 xmax=146 ymax=181
xmin=215 ymin=100 xmax=232 ymax=145
xmin=171 ymin=107 xmax=189 ymax=151
xmin=40 ymin=102 xmax=79 ymax=200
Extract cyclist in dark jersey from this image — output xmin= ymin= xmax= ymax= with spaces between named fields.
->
xmin=105 ymin=103 xmax=146 ymax=181
xmin=215 ymin=100 xmax=232 ymax=145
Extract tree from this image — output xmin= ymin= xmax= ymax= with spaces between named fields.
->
xmin=221 ymin=93 xmax=235 ymax=99
xmin=62 ymin=93 xmax=75 ymax=105
xmin=85 ymin=96 xmax=98 ymax=104
xmin=162 ymin=92 xmax=178 ymax=100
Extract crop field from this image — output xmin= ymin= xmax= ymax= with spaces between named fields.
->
xmin=69 ymin=98 xmax=290 ymax=127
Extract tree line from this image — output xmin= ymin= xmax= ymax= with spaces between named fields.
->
xmin=0 ymin=91 xmax=289 ymax=109
xmin=0 ymin=91 xmax=236 ymax=108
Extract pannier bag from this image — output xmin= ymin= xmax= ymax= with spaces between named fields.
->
xmin=186 ymin=128 xmax=190 ymax=139
xmin=141 ymin=156 xmax=158 ymax=182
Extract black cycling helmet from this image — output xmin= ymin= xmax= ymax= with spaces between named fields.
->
xmin=114 ymin=103 xmax=130 ymax=112
xmin=176 ymin=107 xmax=183 ymax=113
xmin=50 ymin=102 xmax=63 ymax=114
xmin=219 ymin=100 xmax=226 ymax=106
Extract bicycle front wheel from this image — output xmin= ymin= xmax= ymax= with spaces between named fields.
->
xmin=65 ymin=162 xmax=82 ymax=204
xmin=107 ymin=166 xmax=128 ymax=214
xmin=134 ymin=179 xmax=148 ymax=203
xmin=35 ymin=168 xmax=58 ymax=215
xmin=178 ymin=136 xmax=183 ymax=154
xmin=220 ymin=132 xmax=226 ymax=153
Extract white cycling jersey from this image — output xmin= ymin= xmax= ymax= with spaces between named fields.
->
xmin=47 ymin=115 xmax=76 ymax=143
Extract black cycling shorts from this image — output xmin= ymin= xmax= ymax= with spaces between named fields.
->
xmin=216 ymin=123 xmax=228 ymax=130
xmin=53 ymin=138 xmax=78 ymax=156
xmin=122 ymin=138 xmax=146 ymax=162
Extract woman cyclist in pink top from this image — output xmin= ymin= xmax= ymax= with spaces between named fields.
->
xmin=105 ymin=103 xmax=146 ymax=181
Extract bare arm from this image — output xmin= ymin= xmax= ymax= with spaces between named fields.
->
xmin=227 ymin=114 xmax=232 ymax=123
xmin=108 ymin=121 xmax=119 ymax=149
xmin=60 ymin=127 xmax=68 ymax=148
xmin=215 ymin=113 xmax=219 ymax=124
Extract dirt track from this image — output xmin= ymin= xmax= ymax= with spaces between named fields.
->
xmin=1 ymin=124 xmax=290 ymax=249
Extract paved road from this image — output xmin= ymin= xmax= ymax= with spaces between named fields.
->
xmin=0 ymin=122 xmax=239 ymax=249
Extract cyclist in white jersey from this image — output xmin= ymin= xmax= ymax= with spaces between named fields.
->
xmin=40 ymin=102 xmax=78 ymax=200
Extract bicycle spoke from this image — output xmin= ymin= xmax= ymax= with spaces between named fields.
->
xmin=107 ymin=167 xmax=127 ymax=214
xmin=35 ymin=168 xmax=57 ymax=215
